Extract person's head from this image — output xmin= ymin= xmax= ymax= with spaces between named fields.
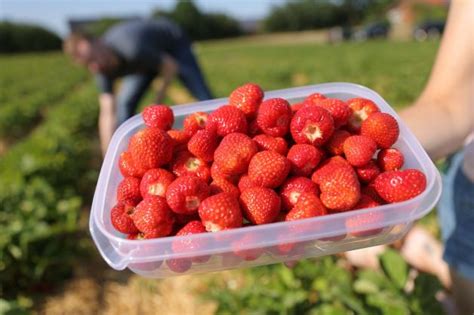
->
xmin=63 ymin=32 xmax=117 ymax=74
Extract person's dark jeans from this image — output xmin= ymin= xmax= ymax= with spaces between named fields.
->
xmin=115 ymin=41 xmax=213 ymax=126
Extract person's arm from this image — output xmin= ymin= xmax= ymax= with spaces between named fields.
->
xmin=400 ymin=0 xmax=474 ymax=160
xmin=95 ymin=74 xmax=116 ymax=155
xmin=155 ymin=54 xmax=178 ymax=104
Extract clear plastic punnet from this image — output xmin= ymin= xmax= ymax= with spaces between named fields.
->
xmin=90 ymin=82 xmax=442 ymax=277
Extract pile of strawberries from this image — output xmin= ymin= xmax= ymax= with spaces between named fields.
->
xmin=111 ymin=83 xmax=427 ymax=269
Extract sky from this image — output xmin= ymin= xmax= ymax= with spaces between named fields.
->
xmin=0 ymin=0 xmax=285 ymax=37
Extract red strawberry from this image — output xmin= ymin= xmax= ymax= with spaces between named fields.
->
xmin=362 ymin=182 xmax=386 ymax=205
xmin=253 ymin=134 xmax=288 ymax=155
xmin=291 ymin=102 xmax=304 ymax=113
xmin=239 ymin=187 xmax=281 ymax=224
xmin=290 ymin=105 xmax=334 ymax=146
xmin=285 ymin=192 xmax=327 ymax=221
xmin=118 ymin=151 xmax=146 ymax=178
xmin=256 ymin=98 xmax=292 ymax=137
xmin=187 ymin=128 xmax=219 ymax=162
xmin=210 ymin=162 xmax=239 ymax=183
xmin=345 ymin=208 xmax=384 ymax=237
xmin=171 ymin=151 xmax=210 ymax=182
xmin=166 ymin=258 xmax=192 ymax=273
xmin=316 ymin=98 xmax=351 ymax=128
xmin=117 ymin=177 xmax=142 ymax=203
xmin=302 ymin=92 xmax=326 ymax=107
xmin=198 ymin=192 xmax=243 ymax=232
xmin=229 ymin=83 xmax=264 ymax=118
xmin=110 ymin=200 xmax=139 ymax=234
xmin=326 ymin=130 xmax=351 ymax=156
xmin=238 ymin=174 xmax=258 ymax=192
xmin=183 ymin=112 xmax=208 ymax=137
xmin=231 ymin=234 xmax=263 ymax=261
xmin=355 ymin=160 xmax=380 ymax=183
xmin=174 ymin=212 xmax=200 ymax=227
xmin=214 ymin=133 xmax=258 ymax=176
xmin=140 ymin=168 xmax=175 ymax=199
xmin=129 ymin=127 xmax=173 ymax=170
xmin=374 ymin=169 xmax=426 ymax=203
xmin=377 ymin=148 xmax=404 ymax=171
xmin=347 ymin=97 xmax=380 ymax=133
xmin=207 ymin=105 xmax=248 ymax=136
xmin=361 ymin=112 xmax=399 ymax=149
xmin=172 ymin=220 xmax=209 ymax=263
xmin=314 ymin=156 xmax=360 ymax=211
xmin=352 ymin=194 xmax=381 ymax=210
xmin=130 ymin=196 xmax=174 ymax=237
xmin=167 ymin=129 xmax=191 ymax=148
xmin=287 ymin=144 xmax=324 ymax=176
xmin=280 ymin=177 xmax=319 ymax=211
xmin=166 ymin=176 xmax=210 ymax=214
xmin=210 ymin=177 xmax=240 ymax=198
xmin=248 ymin=150 xmax=291 ymax=188
xmin=142 ymin=105 xmax=174 ymax=130
xmin=248 ymin=119 xmax=261 ymax=136
xmin=343 ymin=135 xmax=377 ymax=167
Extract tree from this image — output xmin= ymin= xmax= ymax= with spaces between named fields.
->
xmin=0 ymin=22 xmax=62 ymax=53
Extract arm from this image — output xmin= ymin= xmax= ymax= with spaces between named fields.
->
xmin=155 ymin=54 xmax=178 ymax=104
xmin=98 ymin=93 xmax=116 ymax=156
xmin=399 ymin=0 xmax=474 ymax=160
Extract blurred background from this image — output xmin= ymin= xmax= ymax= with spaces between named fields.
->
xmin=1 ymin=0 xmax=448 ymax=314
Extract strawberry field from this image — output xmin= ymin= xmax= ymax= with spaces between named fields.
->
xmin=0 ymin=39 xmax=443 ymax=314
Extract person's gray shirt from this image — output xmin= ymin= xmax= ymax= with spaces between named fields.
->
xmin=96 ymin=19 xmax=184 ymax=93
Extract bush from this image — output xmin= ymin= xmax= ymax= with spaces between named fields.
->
xmin=0 ymin=22 xmax=62 ymax=53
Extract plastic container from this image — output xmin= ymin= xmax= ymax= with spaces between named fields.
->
xmin=90 ymin=82 xmax=442 ymax=277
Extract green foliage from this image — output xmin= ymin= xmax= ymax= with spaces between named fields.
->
xmin=0 ymin=83 xmax=99 ymax=301
xmin=153 ymin=1 xmax=242 ymax=40
xmin=0 ymin=22 xmax=61 ymax=53
xmin=205 ymin=250 xmax=443 ymax=315
xmin=413 ymin=3 xmax=448 ymax=23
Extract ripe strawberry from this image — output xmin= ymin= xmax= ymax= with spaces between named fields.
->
xmin=352 ymin=194 xmax=381 ymax=210
xmin=129 ymin=127 xmax=173 ymax=170
xmin=210 ymin=162 xmax=239 ymax=183
xmin=374 ymin=169 xmax=426 ymax=203
xmin=238 ymin=174 xmax=258 ymax=192
xmin=117 ymin=177 xmax=142 ymax=203
xmin=110 ymin=200 xmax=139 ymax=234
xmin=377 ymin=148 xmax=404 ymax=171
xmin=172 ymin=220 xmax=209 ymax=263
xmin=256 ymin=98 xmax=292 ymax=137
xmin=166 ymin=176 xmax=210 ymax=214
xmin=142 ymin=105 xmax=174 ymax=130
xmin=214 ymin=133 xmax=258 ymax=175
xmin=229 ymin=83 xmax=264 ymax=118
xmin=280 ymin=177 xmax=319 ymax=211
xmin=347 ymin=97 xmax=380 ymax=133
xmin=140 ymin=168 xmax=175 ymax=199
xmin=231 ymin=234 xmax=263 ymax=261
xmin=290 ymin=105 xmax=334 ymax=146
xmin=198 ymin=192 xmax=243 ymax=232
xmin=248 ymin=119 xmax=261 ymax=136
xmin=362 ymin=182 xmax=386 ymax=205
xmin=239 ymin=187 xmax=281 ymax=224
xmin=345 ymin=208 xmax=384 ymax=237
xmin=118 ymin=151 xmax=146 ymax=178
xmin=361 ymin=112 xmax=399 ymax=149
xmin=325 ymin=130 xmax=351 ymax=156
xmin=183 ymin=112 xmax=208 ymax=137
xmin=167 ymin=129 xmax=191 ymax=147
xmin=207 ymin=105 xmax=248 ymax=136
xmin=253 ymin=134 xmax=288 ymax=155
xmin=166 ymin=258 xmax=192 ymax=273
xmin=355 ymin=160 xmax=380 ymax=183
xmin=210 ymin=177 xmax=240 ymax=198
xmin=343 ymin=135 xmax=377 ymax=167
xmin=248 ymin=150 xmax=291 ymax=188
xmin=171 ymin=151 xmax=211 ymax=182
xmin=291 ymin=102 xmax=304 ymax=113
xmin=174 ymin=212 xmax=200 ymax=227
xmin=285 ymin=192 xmax=327 ymax=221
xmin=302 ymin=92 xmax=326 ymax=107
xmin=187 ymin=127 xmax=219 ymax=162
xmin=314 ymin=156 xmax=360 ymax=211
xmin=311 ymin=156 xmax=348 ymax=185
xmin=130 ymin=196 xmax=174 ymax=237
xmin=316 ymin=98 xmax=351 ymax=128
xmin=287 ymin=144 xmax=324 ymax=176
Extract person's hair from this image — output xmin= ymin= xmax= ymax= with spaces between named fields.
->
xmin=63 ymin=32 xmax=94 ymax=57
